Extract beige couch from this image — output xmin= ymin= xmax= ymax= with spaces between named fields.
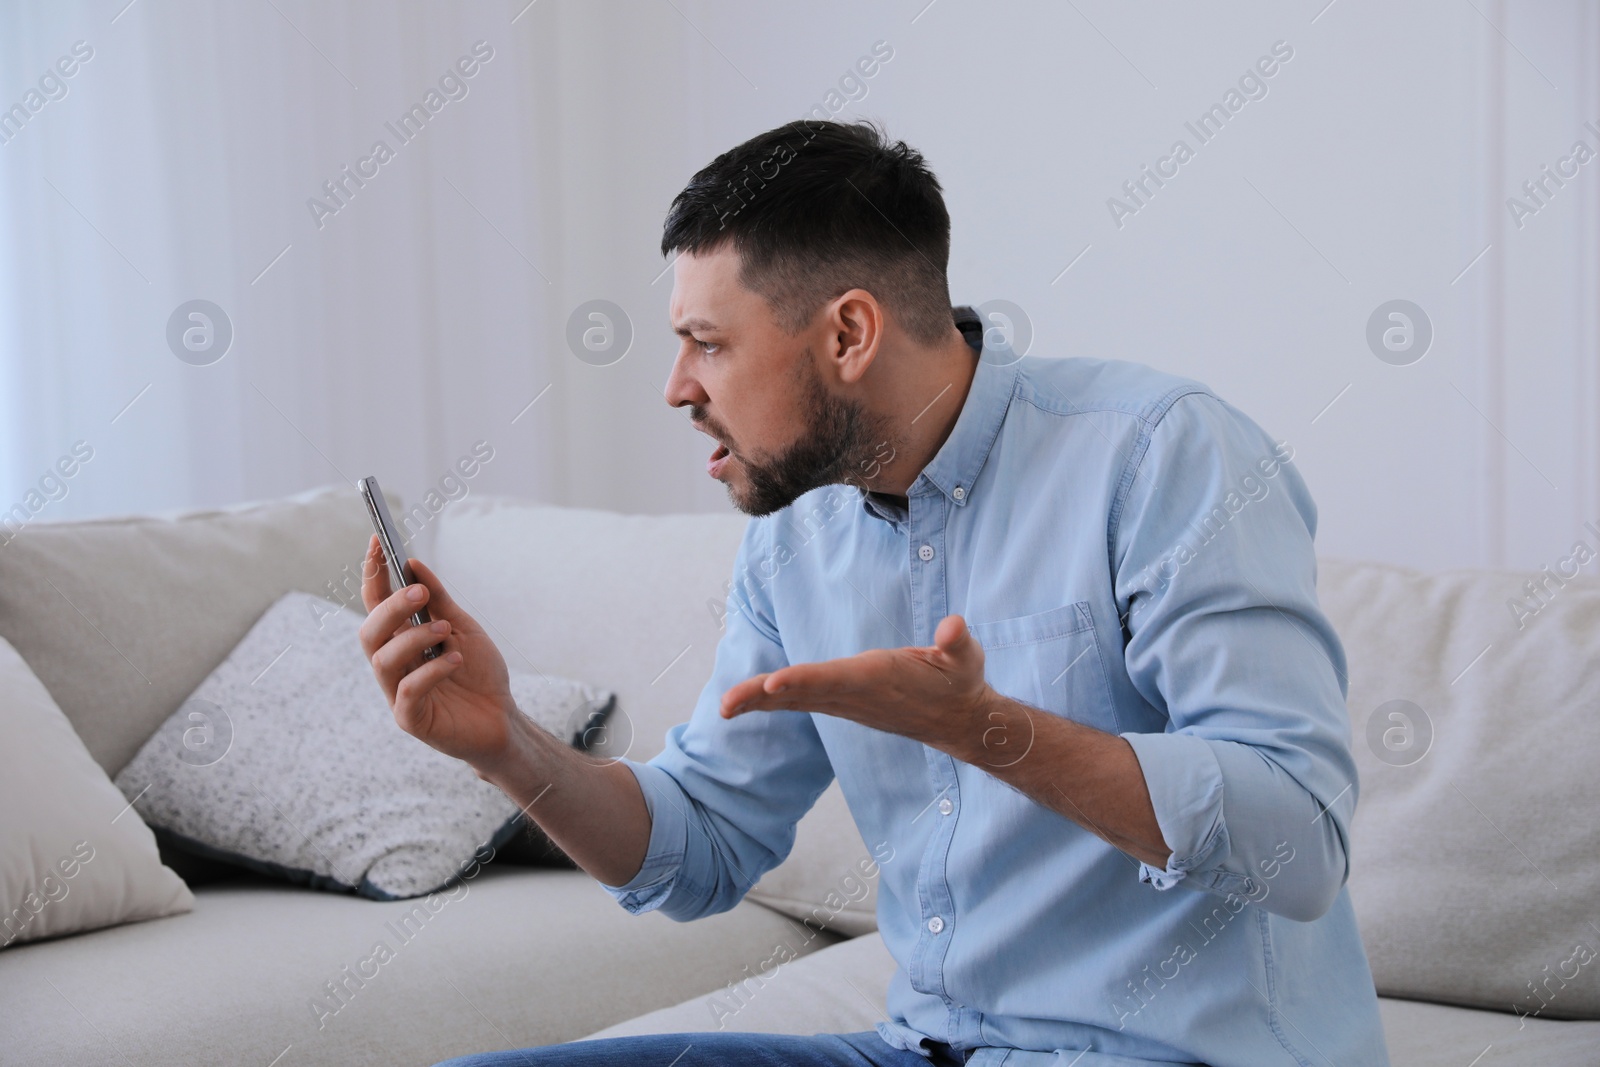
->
xmin=1 ymin=486 xmax=1596 ymax=1065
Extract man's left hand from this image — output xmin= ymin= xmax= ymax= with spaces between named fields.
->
xmin=720 ymin=613 xmax=997 ymax=758
xmin=724 ymin=611 xmax=1172 ymax=867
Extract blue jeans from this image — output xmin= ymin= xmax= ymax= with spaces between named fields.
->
xmin=434 ymin=1030 xmax=966 ymax=1066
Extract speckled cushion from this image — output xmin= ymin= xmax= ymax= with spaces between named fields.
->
xmin=113 ymin=592 xmax=612 ymax=900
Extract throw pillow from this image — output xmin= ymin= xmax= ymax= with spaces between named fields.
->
xmin=1 ymin=636 xmax=193 ymax=949
xmin=113 ymin=591 xmax=612 ymax=900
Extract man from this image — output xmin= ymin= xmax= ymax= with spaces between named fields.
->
xmin=361 ymin=120 xmax=1390 ymax=1065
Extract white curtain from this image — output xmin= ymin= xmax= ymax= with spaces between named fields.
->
xmin=1 ymin=1 xmax=1596 ymax=572
xmin=0 ymin=0 xmax=730 ymax=531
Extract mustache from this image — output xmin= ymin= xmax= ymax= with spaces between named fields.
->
xmin=689 ymin=407 xmax=735 ymax=451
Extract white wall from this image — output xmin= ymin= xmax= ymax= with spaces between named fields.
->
xmin=0 ymin=0 xmax=1594 ymax=573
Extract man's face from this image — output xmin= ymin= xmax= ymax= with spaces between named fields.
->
xmin=665 ymin=246 xmax=880 ymax=516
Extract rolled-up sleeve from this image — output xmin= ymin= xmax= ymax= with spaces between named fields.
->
xmin=1110 ymin=392 xmax=1358 ymax=922
xmin=600 ymin=760 xmax=693 ymax=913
xmin=599 ymin=517 xmax=836 ymax=922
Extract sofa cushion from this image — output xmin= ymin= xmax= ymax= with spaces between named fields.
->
xmin=0 ymin=636 xmax=192 ymax=949
xmin=111 ymin=592 xmax=611 ymax=899
xmin=589 ymin=931 xmax=1600 ymax=1066
xmin=1319 ymin=556 xmax=1600 ymax=1018
xmin=433 ymin=498 xmax=881 ymax=934
xmin=0 ymin=484 xmax=380 ymax=776
xmin=737 ymin=785 xmax=880 ymax=936
xmin=0 ymin=866 xmax=841 ymax=1066
xmin=433 ymin=499 xmax=748 ymax=763
xmin=586 ymin=929 xmax=898 ymax=1041
xmin=1377 ymin=996 xmax=1600 ymax=1067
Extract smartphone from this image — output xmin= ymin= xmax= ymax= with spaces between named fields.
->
xmin=359 ymin=476 xmax=442 ymax=661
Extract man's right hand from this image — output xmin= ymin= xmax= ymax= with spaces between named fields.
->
xmin=357 ymin=534 xmax=654 ymax=888
xmin=358 ymin=535 xmax=516 ymax=772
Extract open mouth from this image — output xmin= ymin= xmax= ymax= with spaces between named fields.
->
xmin=707 ymin=441 xmax=732 ymax=477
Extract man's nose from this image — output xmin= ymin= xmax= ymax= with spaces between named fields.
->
xmin=663 ymin=349 xmax=706 ymax=410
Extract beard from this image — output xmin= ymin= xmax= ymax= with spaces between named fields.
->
xmin=701 ymin=354 xmax=892 ymax=518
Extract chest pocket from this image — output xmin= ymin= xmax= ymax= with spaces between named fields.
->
xmin=967 ymin=602 xmax=1119 ymax=739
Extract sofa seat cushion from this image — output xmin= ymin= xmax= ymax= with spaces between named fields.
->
xmin=0 ymin=866 xmax=840 ymax=1067
xmin=588 ymin=931 xmax=1600 ymax=1066
xmin=1378 ymin=996 xmax=1600 ymax=1066
xmin=586 ymin=929 xmax=899 ymax=1041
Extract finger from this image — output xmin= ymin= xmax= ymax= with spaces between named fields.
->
xmin=724 ymin=668 xmax=849 ymax=717
xmin=360 ymin=535 xmax=392 ymax=613
xmin=371 ymin=618 xmax=452 ymax=683
xmin=367 ymin=616 xmax=446 ymax=703
xmin=720 ymin=673 xmax=774 ymax=718
xmin=393 ymin=650 xmax=465 ymax=728
xmin=764 ymin=654 xmax=875 ymax=694
xmin=725 ymin=696 xmax=787 ymax=717
xmin=934 ymin=614 xmax=980 ymax=663
xmin=359 ymin=581 xmax=432 ymax=659
xmin=407 ymin=558 xmax=474 ymax=628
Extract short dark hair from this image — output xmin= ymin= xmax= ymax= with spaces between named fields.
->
xmin=661 ymin=120 xmax=953 ymax=345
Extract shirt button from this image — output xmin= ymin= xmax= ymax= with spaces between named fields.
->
xmin=927 ymin=916 xmax=945 ymax=934
xmin=953 ymin=486 xmax=965 ymax=501
xmin=937 ymin=798 xmax=954 ymax=816
xmin=917 ymin=544 xmax=935 ymax=562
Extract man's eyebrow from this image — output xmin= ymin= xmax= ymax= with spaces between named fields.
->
xmin=673 ymin=317 xmax=718 ymax=337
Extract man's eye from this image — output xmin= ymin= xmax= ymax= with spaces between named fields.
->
xmin=697 ymin=340 xmax=720 ymax=355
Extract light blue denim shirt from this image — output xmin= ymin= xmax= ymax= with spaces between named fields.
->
xmin=603 ymin=320 xmax=1389 ymax=1066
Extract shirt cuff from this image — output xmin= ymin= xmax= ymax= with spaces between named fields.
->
xmin=1120 ymin=731 xmax=1228 ymax=891
xmin=599 ymin=759 xmax=691 ymax=914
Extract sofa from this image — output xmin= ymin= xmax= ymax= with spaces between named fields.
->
xmin=1 ymin=485 xmax=1596 ymax=1065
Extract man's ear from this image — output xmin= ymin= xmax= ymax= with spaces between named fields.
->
xmin=826 ymin=289 xmax=883 ymax=386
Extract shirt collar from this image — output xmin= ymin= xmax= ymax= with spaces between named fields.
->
xmin=860 ymin=305 xmax=1020 ymax=522
xmin=914 ymin=305 xmax=1019 ymax=507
